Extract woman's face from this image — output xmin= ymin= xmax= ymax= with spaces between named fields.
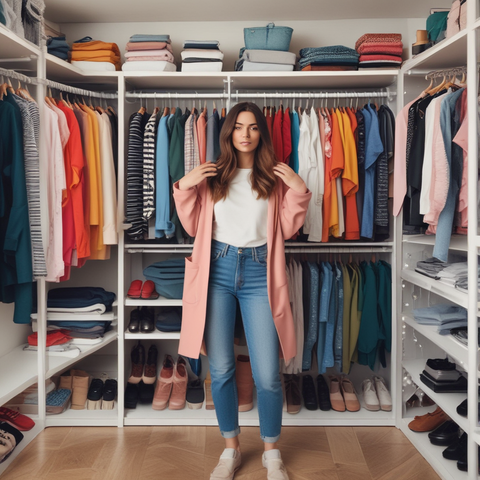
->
xmin=232 ymin=111 xmax=260 ymax=155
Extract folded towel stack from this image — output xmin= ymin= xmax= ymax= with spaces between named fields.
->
xmin=355 ymin=33 xmax=403 ymax=68
xmin=47 ymin=35 xmax=70 ymax=61
xmin=234 ymin=48 xmax=296 ymax=71
xmin=71 ymin=36 xmax=121 ymax=71
xmin=122 ymin=34 xmax=177 ymax=72
xmin=298 ymin=45 xmax=359 ymax=71
xmin=181 ymin=40 xmax=223 ymax=72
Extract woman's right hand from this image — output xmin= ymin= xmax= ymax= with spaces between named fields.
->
xmin=178 ymin=162 xmax=218 ymax=191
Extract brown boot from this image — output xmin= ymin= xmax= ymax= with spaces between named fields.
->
xmin=236 ymin=355 xmax=254 ymax=412
xmin=58 ymin=371 xmax=73 ymax=390
xmin=70 ymin=370 xmax=90 ymax=410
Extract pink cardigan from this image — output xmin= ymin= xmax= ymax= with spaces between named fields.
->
xmin=173 ymin=179 xmax=311 ymax=361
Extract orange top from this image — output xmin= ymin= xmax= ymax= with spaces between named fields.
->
xmin=321 ymin=108 xmax=333 ymax=242
xmin=70 ymin=50 xmax=121 ymax=70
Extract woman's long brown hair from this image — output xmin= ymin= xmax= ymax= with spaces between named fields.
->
xmin=207 ymin=102 xmax=277 ymax=203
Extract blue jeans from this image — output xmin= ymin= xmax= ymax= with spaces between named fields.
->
xmin=204 ymin=240 xmax=283 ymax=443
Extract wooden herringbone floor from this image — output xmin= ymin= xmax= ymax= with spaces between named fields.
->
xmin=1 ymin=426 xmax=440 ymax=479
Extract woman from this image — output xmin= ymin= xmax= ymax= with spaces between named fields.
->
xmin=173 ymin=102 xmax=311 ymax=480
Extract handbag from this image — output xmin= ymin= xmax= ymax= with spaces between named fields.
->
xmin=445 ymin=0 xmax=467 ymax=39
xmin=244 ymin=22 xmax=293 ymax=51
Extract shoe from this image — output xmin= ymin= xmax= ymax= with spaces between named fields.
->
xmin=340 ymin=377 xmax=360 ymax=412
xmin=362 ymin=378 xmax=380 ymax=411
xmin=302 ymin=375 xmax=318 ymax=411
xmin=138 ymin=381 xmax=155 ymax=404
xmin=316 ymin=375 xmax=331 ymax=411
xmin=86 ymin=378 xmax=104 ymax=410
xmin=127 ymin=279 xmax=142 ymax=299
xmin=102 ymin=379 xmax=118 ymax=410
xmin=262 ymin=450 xmax=289 ymax=480
xmin=457 ymin=399 xmax=467 ymax=417
xmin=284 ymin=374 xmax=301 ymax=414
xmin=0 ymin=422 xmax=23 ymax=463
xmin=141 ymin=280 xmax=159 ymax=299
xmin=428 ymin=420 xmax=459 ymax=446
xmin=128 ymin=308 xmax=141 ymax=333
xmin=205 ymin=370 xmax=215 ymax=410
xmin=329 ymin=376 xmax=345 ymax=412
xmin=58 ymin=372 xmax=73 ymax=390
xmin=408 ymin=406 xmax=449 ymax=432
xmin=169 ymin=357 xmax=188 ymax=410
xmin=140 ymin=306 xmax=155 ymax=333
xmin=373 ymin=376 xmax=392 ymax=411
xmin=0 ymin=408 xmax=35 ymax=431
xmin=152 ymin=355 xmax=175 ymax=410
xmin=443 ymin=432 xmax=467 ymax=460
xmin=456 ymin=445 xmax=480 ymax=472
xmin=128 ymin=343 xmax=145 ymax=384
xmin=236 ymin=355 xmax=254 ymax=412
xmin=70 ymin=369 xmax=90 ymax=410
xmin=124 ymin=383 xmax=139 ymax=409
xmin=210 ymin=448 xmax=241 ymax=480
xmin=142 ymin=345 xmax=158 ymax=384
xmin=188 ymin=357 xmax=202 ymax=377
xmin=187 ymin=378 xmax=205 ymax=409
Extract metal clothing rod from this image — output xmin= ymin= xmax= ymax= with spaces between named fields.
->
xmin=284 ymin=247 xmax=391 ymax=253
xmin=234 ymin=91 xmax=393 ymax=99
xmin=407 ymin=63 xmax=479 ymax=78
xmin=126 ymin=92 xmax=228 ymax=99
xmin=0 ymin=66 xmax=34 ymax=84
xmin=35 ymin=77 xmax=118 ymax=99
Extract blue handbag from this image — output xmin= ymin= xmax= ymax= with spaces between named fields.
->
xmin=244 ymin=22 xmax=293 ymax=51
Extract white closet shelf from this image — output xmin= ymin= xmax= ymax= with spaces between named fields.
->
xmin=45 ymin=53 xmax=119 ymax=87
xmin=472 ymin=431 xmax=480 ymax=446
xmin=399 ymin=419 xmax=468 ymax=480
xmin=45 ymin=329 xmax=118 ymax=379
xmin=0 ymin=422 xmax=44 ymax=476
xmin=402 ymin=359 xmax=468 ymax=432
xmin=402 ymin=315 xmax=469 ymax=369
xmin=0 ymin=345 xmax=39 ymax=405
xmin=0 ymin=24 xmax=39 ymax=60
xmin=123 ymin=71 xmax=227 ymax=90
xmin=403 ymin=234 xmax=467 ymax=252
xmin=474 ymin=17 xmax=480 ymax=30
xmin=124 ymin=403 xmax=394 ymax=426
xmin=402 ymin=29 xmax=468 ymax=72
xmin=125 ymin=331 xmax=180 ymax=340
xmin=125 ymin=297 xmax=183 ymax=307
xmin=46 ymin=406 xmax=118 ymax=427
xmin=401 ymin=269 xmax=470 ymax=310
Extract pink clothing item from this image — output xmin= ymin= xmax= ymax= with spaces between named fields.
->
xmin=173 ymin=180 xmax=311 ymax=360
xmin=453 ymin=112 xmax=468 ymax=227
xmin=393 ymin=96 xmax=423 ymax=216
xmin=125 ymin=49 xmax=175 ymax=62
xmin=355 ymin=33 xmax=402 ymax=50
xmin=196 ymin=111 xmax=207 ymax=164
xmin=359 ymin=54 xmax=402 ymax=63
xmin=126 ymin=41 xmax=173 ymax=53
xmin=357 ymin=42 xmax=403 ymax=55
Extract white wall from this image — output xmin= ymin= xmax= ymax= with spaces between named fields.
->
xmin=58 ymin=18 xmax=427 ymax=71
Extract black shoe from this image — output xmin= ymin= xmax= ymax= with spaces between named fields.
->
xmin=128 ymin=308 xmax=141 ymax=333
xmin=186 ymin=379 xmax=205 ymax=409
xmin=125 ymin=383 xmax=139 ymax=409
xmin=443 ymin=432 xmax=467 ymax=461
xmin=138 ymin=381 xmax=155 ymax=404
xmin=103 ymin=379 xmax=118 ymax=403
xmin=140 ymin=307 xmax=155 ymax=333
xmin=456 ymin=445 xmax=480 ymax=472
xmin=316 ymin=374 xmax=331 ymax=411
xmin=428 ymin=420 xmax=460 ymax=446
xmin=87 ymin=379 xmax=104 ymax=402
xmin=302 ymin=375 xmax=318 ymax=411
xmin=457 ymin=399 xmax=467 ymax=417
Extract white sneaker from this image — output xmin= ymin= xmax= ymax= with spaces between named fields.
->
xmin=210 ymin=448 xmax=241 ymax=480
xmin=373 ymin=376 xmax=392 ymax=411
xmin=262 ymin=450 xmax=290 ymax=480
xmin=362 ymin=378 xmax=380 ymax=411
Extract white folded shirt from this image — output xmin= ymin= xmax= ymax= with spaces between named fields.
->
xmin=181 ymin=62 xmax=223 ymax=72
xmin=71 ymin=61 xmax=116 ymax=72
xmin=242 ymin=49 xmax=296 ymax=65
xmin=122 ymin=61 xmax=177 ymax=72
xmin=181 ymin=49 xmax=224 ymax=60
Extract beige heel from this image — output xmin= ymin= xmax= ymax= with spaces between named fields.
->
xmin=86 ymin=399 xmax=102 ymax=410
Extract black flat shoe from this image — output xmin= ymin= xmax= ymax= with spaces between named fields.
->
xmin=443 ymin=432 xmax=467 ymax=461
xmin=302 ymin=375 xmax=318 ymax=411
xmin=128 ymin=308 xmax=141 ymax=333
xmin=124 ymin=383 xmax=139 ymax=409
xmin=428 ymin=420 xmax=459 ymax=446
xmin=140 ymin=306 xmax=155 ymax=333
xmin=316 ymin=374 xmax=331 ymax=411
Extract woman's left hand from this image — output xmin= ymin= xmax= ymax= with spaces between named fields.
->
xmin=273 ymin=162 xmax=308 ymax=193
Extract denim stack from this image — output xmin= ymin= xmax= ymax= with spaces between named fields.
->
xmin=413 ymin=304 xmax=467 ymax=334
xmin=181 ymin=40 xmax=223 ymax=72
xmin=122 ymin=34 xmax=176 ymax=72
xmin=143 ymin=258 xmax=185 ymax=299
xmin=47 ymin=36 xmax=70 ymax=61
xmin=298 ymin=45 xmax=359 ymax=71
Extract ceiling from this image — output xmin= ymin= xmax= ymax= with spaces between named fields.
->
xmin=44 ymin=0 xmax=453 ymax=24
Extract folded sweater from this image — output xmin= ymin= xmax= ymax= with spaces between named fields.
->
xmin=126 ymin=41 xmax=173 ymax=53
xmin=355 ymin=33 xmax=402 ymax=50
xmin=70 ymin=50 xmax=121 ymax=69
xmin=181 ymin=49 xmax=224 ymax=60
xmin=125 ymin=49 xmax=175 ymax=62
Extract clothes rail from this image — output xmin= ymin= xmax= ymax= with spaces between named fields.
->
xmin=35 ymin=77 xmax=118 ymax=99
xmin=0 ymin=66 xmax=34 ymax=84
xmin=125 ymin=92 xmax=228 ymax=99
xmin=406 ymin=63 xmax=480 ymax=77
xmin=233 ymin=90 xmax=392 ymax=99
xmin=284 ymin=246 xmax=392 ymax=253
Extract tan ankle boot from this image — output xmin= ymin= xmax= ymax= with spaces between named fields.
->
xmin=70 ymin=370 xmax=90 ymax=410
xmin=58 ymin=371 xmax=73 ymax=390
xmin=236 ymin=355 xmax=253 ymax=412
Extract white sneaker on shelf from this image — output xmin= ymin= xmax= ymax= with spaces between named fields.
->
xmin=373 ymin=376 xmax=392 ymax=411
xmin=362 ymin=378 xmax=380 ymax=411
xmin=210 ymin=448 xmax=241 ymax=480
xmin=262 ymin=450 xmax=290 ymax=480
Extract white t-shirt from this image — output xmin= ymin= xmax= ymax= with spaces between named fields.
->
xmin=212 ymin=168 xmax=268 ymax=247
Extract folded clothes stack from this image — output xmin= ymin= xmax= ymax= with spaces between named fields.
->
xmin=71 ymin=36 xmax=121 ymax=71
xmin=235 ymin=48 xmax=296 ymax=71
xmin=181 ymin=40 xmax=223 ymax=72
xmin=47 ymin=35 xmax=70 ymax=61
xmin=298 ymin=45 xmax=359 ymax=71
xmin=355 ymin=33 xmax=403 ymax=68
xmin=122 ymin=34 xmax=176 ymax=72
xmin=413 ymin=304 xmax=467 ymax=334
xmin=419 ymin=358 xmax=467 ymax=393
xmin=143 ymin=258 xmax=185 ymax=299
